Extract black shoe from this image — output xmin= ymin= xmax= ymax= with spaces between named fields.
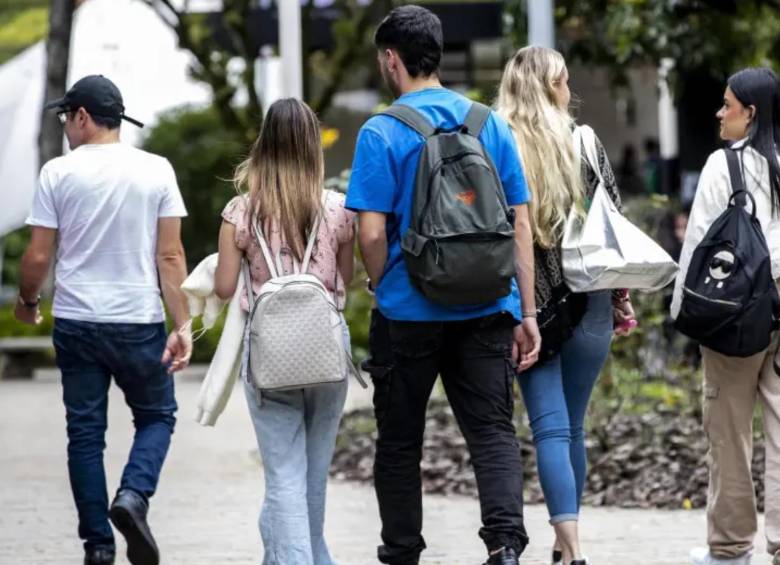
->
xmin=552 ymin=550 xmax=562 ymax=564
xmin=570 ymin=561 xmax=587 ymax=565
xmin=84 ymin=546 xmax=115 ymax=565
xmin=108 ymin=489 xmax=159 ymax=565
xmin=483 ymin=547 xmax=519 ymax=565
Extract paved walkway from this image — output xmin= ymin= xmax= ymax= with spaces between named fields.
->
xmin=0 ymin=376 xmax=772 ymax=564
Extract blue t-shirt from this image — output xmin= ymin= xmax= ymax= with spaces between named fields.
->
xmin=346 ymin=88 xmax=530 ymax=322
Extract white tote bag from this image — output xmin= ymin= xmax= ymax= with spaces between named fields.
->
xmin=561 ymin=125 xmax=678 ymax=292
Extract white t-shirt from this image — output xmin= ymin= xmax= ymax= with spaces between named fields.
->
xmin=26 ymin=143 xmax=187 ymax=323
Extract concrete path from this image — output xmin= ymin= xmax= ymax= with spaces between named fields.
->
xmin=0 ymin=376 xmax=772 ymax=564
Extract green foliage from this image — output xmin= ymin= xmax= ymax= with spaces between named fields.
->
xmin=0 ymin=300 xmax=53 ymax=337
xmin=0 ymin=5 xmax=47 ymax=65
xmin=2 ymin=227 xmax=30 ymax=287
xmin=503 ymin=0 xmax=528 ymax=50
xmin=306 ymin=0 xmax=393 ymax=114
xmin=343 ymin=276 xmax=371 ymax=362
xmin=143 ymin=0 xmax=387 ymax=142
xmin=190 ymin=310 xmax=227 ymax=364
xmin=141 ymin=106 xmax=246 ymax=269
xmin=506 ymin=0 xmax=780 ymax=91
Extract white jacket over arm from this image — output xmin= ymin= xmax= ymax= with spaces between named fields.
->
xmin=671 ymin=141 xmax=780 ymax=318
xmin=181 ymin=253 xmax=248 ymax=426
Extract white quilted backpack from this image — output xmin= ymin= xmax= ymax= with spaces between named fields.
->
xmin=242 ymin=197 xmax=366 ymax=393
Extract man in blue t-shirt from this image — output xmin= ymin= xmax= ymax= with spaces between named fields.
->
xmin=347 ymin=6 xmax=540 ymax=565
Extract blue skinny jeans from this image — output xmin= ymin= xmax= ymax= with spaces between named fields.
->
xmin=518 ymin=291 xmax=613 ymax=523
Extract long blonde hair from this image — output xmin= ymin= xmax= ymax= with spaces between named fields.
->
xmin=496 ymin=46 xmax=583 ymax=248
xmin=233 ymin=98 xmax=324 ymax=261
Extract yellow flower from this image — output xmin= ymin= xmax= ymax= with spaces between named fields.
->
xmin=321 ymin=127 xmax=340 ymax=150
xmin=683 ymin=498 xmax=692 ymax=510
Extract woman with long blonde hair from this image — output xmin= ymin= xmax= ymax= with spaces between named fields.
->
xmin=213 ymin=98 xmax=356 ymax=564
xmin=497 ymin=46 xmax=635 ymax=565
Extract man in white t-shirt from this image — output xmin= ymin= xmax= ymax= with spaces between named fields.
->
xmin=15 ymin=75 xmax=191 ymax=565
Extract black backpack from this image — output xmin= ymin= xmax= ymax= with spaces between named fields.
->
xmin=674 ymin=148 xmax=780 ymax=357
xmin=383 ymin=102 xmax=516 ymax=306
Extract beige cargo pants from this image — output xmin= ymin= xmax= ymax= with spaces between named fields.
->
xmin=701 ymin=336 xmax=780 ymax=559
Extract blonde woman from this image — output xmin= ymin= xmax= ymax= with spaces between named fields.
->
xmin=214 ymin=98 xmax=356 ymax=564
xmin=497 ymin=46 xmax=634 ymax=565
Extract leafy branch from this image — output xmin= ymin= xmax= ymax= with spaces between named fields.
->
xmin=143 ymin=0 xmax=386 ymax=137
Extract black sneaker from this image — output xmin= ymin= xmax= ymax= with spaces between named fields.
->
xmin=483 ymin=547 xmax=519 ymax=565
xmin=84 ymin=546 xmax=115 ymax=565
xmin=108 ymin=489 xmax=159 ymax=565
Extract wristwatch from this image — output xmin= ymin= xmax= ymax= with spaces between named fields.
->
xmin=18 ymin=295 xmax=41 ymax=308
xmin=365 ymin=278 xmax=376 ymax=296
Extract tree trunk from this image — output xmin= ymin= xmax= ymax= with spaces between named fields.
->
xmin=39 ymin=0 xmax=75 ymax=169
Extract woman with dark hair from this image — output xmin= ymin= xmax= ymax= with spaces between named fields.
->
xmin=672 ymin=68 xmax=780 ymax=565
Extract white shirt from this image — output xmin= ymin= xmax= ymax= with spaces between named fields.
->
xmin=671 ymin=140 xmax=780 ymax=318
xmin=26 ymin=143 xmax=187 ymax=323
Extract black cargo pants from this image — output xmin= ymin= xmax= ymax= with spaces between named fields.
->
xmin=364 ymin=309 xmax=528 ymax=564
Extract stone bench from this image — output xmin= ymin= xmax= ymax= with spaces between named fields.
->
xmin=0 ymin=336 xmax=54 ymax=379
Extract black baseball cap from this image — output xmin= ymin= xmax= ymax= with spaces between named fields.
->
xmin=44 ymin=75 xmax=144 ymax=128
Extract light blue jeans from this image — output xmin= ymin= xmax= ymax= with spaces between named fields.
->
xmin=518 ymin=291 xmax=613 ymax=524
xmin=243 ymin=322 xmax=349 ymax=565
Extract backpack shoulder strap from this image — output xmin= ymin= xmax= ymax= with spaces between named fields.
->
xmin=242 ymin=258 xmax=255 ymax=310
xmin=300 ymin=191 xmax=328 ymax=273
xmin=251 ymin=220 xmax=279 ymax=279
xmin=571 ymin=126 xmax=583 ymax=172
xmin=300 ymin=213 xmax=323 ymax=273
xmin=462 ymin=102 xmax=491 ymax=137
xmin=577 ymin=124 xmax=603 ymax=183
xmin=725 ymin=148 xmax=747 ymax=205
xmin=382 ymin=104 xmax=435 ymax=138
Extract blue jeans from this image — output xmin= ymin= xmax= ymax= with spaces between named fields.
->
xmin=243 ymin=323 xmax=349 ymax=565
xmin=53 ymin=318 xmax=177 ymax=551
xmin=518 ymin=291 xmax=613 ymax=523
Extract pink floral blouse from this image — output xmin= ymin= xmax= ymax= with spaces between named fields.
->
xmin=221 ymin=190 xmax=356 ymax=312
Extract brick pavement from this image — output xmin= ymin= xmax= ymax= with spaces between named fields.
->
xmin=0 ymin=377 xmax=771 ymax=565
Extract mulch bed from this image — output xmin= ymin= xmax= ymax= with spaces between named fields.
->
xmin=331 ymin=401 xmax=766 ymax=510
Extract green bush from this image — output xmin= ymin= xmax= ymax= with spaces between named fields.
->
xmin=343 ymin=279 xmax=371 ymax=363
xmin=0 ymin=5 xmax=47 ymax=65
xmin=2 ymin=227 xmax=30 ymax=287
xmin=190 ymin=311 xmax=227 ymax=364
xmin=0 ymin=300 xmax=53 ymax=337
xmin=142 ymin=106 xmax=246 ymax=270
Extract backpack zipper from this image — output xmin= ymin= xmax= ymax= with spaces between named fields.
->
xmin=683 ymin=286 xmax=741 ymax=307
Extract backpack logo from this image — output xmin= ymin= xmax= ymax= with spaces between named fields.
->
xmin=456 ymin=189 xmax=477 ymax=206
xmin=706 ymin=250 xmax=735 ymax=287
